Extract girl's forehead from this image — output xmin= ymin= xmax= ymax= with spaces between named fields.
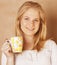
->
xmin=23 ymin=8 xmax=40 ymax=18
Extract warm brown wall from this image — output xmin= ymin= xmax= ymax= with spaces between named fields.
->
xmin=46 ymin=0 xmax=57 ymax=42
xmin=0 ymin=0 xmax=57 ymax=64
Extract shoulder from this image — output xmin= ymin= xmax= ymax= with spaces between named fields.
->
xmin=45 ymin=39 xmax=57 ymax=46
xmin=45 ymin=39 xmax=56 ymax=45
xmin=44 ymin=39 xmax=57 ymax=50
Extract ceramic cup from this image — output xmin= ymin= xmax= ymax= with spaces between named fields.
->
xmin=10 ymin=36 xmax=23 ymax=53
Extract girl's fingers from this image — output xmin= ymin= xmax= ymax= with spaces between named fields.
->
xmin=1 ymin=40 xmax=12 ymax=53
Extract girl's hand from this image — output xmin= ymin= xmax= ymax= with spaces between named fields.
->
xmin=1 ymin=40 xmax=14 ymax=58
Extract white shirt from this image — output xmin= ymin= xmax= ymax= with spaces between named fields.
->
xmin=1 ymin=40 xmax=57 ymax=65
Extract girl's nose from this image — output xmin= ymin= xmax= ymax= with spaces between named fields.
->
xmin=30 ymin=20 xmax=34 ymax=25
xmin=29 ymin=21 xmax=34 ymax=28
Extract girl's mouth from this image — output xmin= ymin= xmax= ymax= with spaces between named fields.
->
xmin=26 ymin=27 xmax=34 ymax=31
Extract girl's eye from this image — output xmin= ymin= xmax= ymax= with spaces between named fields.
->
xmin=34 ymin=20 xmax=38 ymax=22
xmin=24 ymin=17 xmax=29 ymax=20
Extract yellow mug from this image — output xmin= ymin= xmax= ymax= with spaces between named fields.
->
xmin=10 ymin=36 xmax=23 ymax=53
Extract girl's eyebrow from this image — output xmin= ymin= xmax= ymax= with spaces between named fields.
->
xmin=35 ymin=18 xmax=39 ymax=19
xmin=24 ymin=16 xmax=29 ymax=17
xmin=25 ymin=16 xmax=39 ymax=19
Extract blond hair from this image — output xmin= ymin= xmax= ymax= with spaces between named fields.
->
xmin=15 ymin=1 xmax=47 ymax=51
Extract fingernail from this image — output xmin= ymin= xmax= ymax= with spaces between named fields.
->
xmin=6 ymin=40 xmax=10 ymax=43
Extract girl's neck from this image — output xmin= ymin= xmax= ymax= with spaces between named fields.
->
xmin=23 ymin=34 xmax=34 ymax=50
xmin=23 ymin=33 xmax=34 ymax=41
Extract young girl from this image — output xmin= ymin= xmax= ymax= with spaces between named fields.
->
xmin=1 ymin=1 xmax=57 ymax=65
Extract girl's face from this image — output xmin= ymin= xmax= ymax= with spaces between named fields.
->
xmin=20 ymin=8 xmax=40 ymax=36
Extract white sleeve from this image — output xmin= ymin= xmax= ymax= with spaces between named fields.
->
xmin=50 ymin=40 xmax=57 ymax=65
xmin=15 ymin=53 xmax=27 ymax=65
xmin=15 ymin=54 xmax=23 ymax=65
xmin=1 ymin=53 xmax=7 ymax=65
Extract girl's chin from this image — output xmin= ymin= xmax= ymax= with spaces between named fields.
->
xmin=24 ymin=32 xmax=35 ymax=36
xmin=26 ymin=34 xmax=34 ymax=36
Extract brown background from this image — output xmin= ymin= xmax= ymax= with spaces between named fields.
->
xmin=0 ymin=0 xmax=57 ymax=64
